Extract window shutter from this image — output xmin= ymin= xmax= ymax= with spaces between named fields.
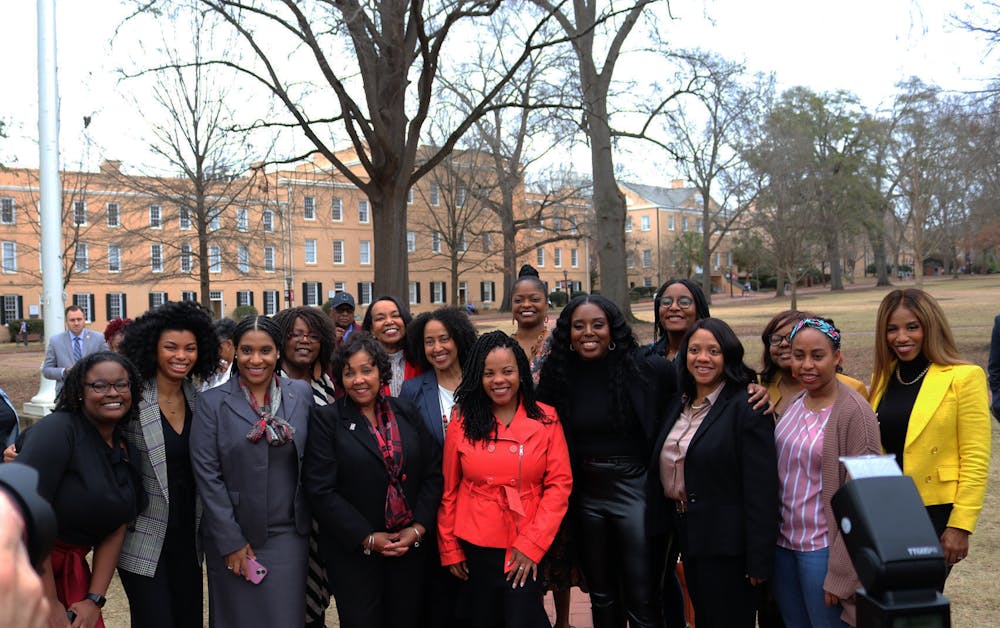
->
xmin=16 ymin=295 xmax=23 ymax=320
xmin=316 ymin=283 xmax=323 ymax=306
xmin=302 ymin=283 xmax=308 ymax=308
xmin=416 ymin=282 xmax=421 ymax=304
xmin=121 ymin=294 xmax=127 ymax=319
xmin=107 ymin=294 xmax=113 ymax=318
xmin=148 ymin=293 xmax=155 ymax=309
xmin=443 ymin=283 xmax=447 ymax=303
xmin=249 ymin=291 xmax=254 ymax=306
xmin=357 ymin=283 xmax=363 ymax=303
xmin=89 ymin=294 xmax=96 ymax=322
xmin=480 ymin=282 xmax=485 ymax=302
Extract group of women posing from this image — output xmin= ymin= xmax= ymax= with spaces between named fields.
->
xmin=6 ymin=275 xmax=989 ymax=628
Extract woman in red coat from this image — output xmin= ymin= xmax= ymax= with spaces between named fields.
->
xmin=438 ymin=331 xmax=572 ymax=628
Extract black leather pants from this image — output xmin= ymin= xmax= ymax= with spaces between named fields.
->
xmin=576 ymin=457 xmax=664 ymax=628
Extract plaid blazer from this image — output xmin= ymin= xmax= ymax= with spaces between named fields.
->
xmin=118 ymin=378 xmax=199 ymax=577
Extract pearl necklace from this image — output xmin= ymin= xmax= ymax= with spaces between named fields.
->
xmin=895 ymin=363 xmax=930 ymax=386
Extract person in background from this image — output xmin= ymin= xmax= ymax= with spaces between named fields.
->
xmin=43 ymin=305 xmax=108 ymax=394
xmin=989 ymin=314 xmax=1000 ymax=421
xmin=304 ymin=333 xmax=443 ymax=628
xmin=324 ymin=292 xmax=358 ymax=344
xmin=653 ymin=318 xmax=778 ymax=628
xmin=202 ymin=318 xmax=237 ymax=391
xmin=19 ymin=320 xmax=29 ymax=347
xmin=1 ymin=388 xmax=20 ymax=463
xmin=649 ymin=279 xmax=711 ymax=363
xmin=190 ymin=316 xmax=314 ymax=627
xmin=869 ymin=289 xmax=991 ymax=578
xmin=362 ymin=296 xmax=422 ymax=396
xmin=103 ymin=317 xmax=131 ymax=354
xmin=17 ymin=352 xmax=143 ymax=628
xmin=116 ymin=301 xmax=219 ymax=628
xmin=439 ymin=331 xmax=572 ymax=628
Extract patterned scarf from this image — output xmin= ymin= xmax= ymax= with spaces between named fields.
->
xmin=364 ymin=397 xmax=412 ymax=530
xmin=240 ymin=375 xmax=295 ymax=446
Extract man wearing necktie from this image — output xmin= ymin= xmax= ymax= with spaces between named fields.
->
xmin=42 ymin=305 xmax=108 ymax=394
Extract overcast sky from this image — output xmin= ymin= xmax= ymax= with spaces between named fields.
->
xmin=1 ymin=1 xmax=994 ymax=176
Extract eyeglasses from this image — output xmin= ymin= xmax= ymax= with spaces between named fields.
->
xmin=83 ymin=380 xmax=131 ymax=394
xmin=288 ymin=331 xmax=321 ymax=343
xmin=660 ymin=296 xmax=694 ymax=309
xmin=768 ymin=333 xmax=793 ymax=346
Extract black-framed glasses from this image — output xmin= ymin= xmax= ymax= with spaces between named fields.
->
xmin=660 ymin=296 xmax=694 ymax=309
xmin=288 ymin=331 xmax=321 ymax=343
xmin=83 ymin=380 xmax=131 ymax=394
xmin=768 ymin=333 xmax=792 ymax=346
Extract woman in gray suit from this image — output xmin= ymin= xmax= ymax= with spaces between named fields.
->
xmin=191 ymin=316 xmax=314 ymax=627
xmin=117 ymin=301 xmax=219 ymax=628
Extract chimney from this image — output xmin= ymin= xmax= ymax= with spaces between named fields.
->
xmin=671 ymin=179 xmax=685 ymax=189
xmin=100 ymin=160 xmax=122 ymax=175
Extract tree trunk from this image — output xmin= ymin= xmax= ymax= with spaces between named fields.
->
xmin=827 ymin=231 xmax=844 ymax=290
xmin=775 ymin=268 xmax=786 ymax=297
xmin=873 ymin=228 xmax=890 ymax=286
xmin=790 ymin=279 xmax=798 ymax=310
xmin=369 ymin=188 xmax=409 ymax=300
xmin=699 ymin=191 xmax=713 ymax=304
xmin=500 ymin=216 xmax=518 ymax=312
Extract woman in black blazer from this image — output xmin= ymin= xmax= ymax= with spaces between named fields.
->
xmin=303 ymin=332 xmax=443 ymax=628
xmin=652 ymin=318 xmax=779 ymax=628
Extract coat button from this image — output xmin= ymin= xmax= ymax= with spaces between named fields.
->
xmin=486 ymin=477 xmax=494 ymax=485
xmin=925 ymin=475 xmax=933 ymax=483
xmin=509 ymin=445 xmax=518 ymax=453
xmin=488 ymin=444 xmax=495 ymax=452
xmin=931 ymin=447 xmax=939 ymax=454
xmin=509 ymin=479 xmax=517 ymax=486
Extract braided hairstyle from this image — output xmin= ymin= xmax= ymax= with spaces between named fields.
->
xmin=536 ymin=295 xmax=642 ymax=430
xmin=455 ymin=331 xmax=548 ymax=443
xmin=230 ymin=316 xmax=284 ymax=374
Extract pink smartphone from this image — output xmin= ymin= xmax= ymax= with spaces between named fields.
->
xmin=246 ymin=556 xmax=268 ymax=584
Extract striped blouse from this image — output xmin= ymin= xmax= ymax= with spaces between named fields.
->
xmin=775 ymin=397 xmax=832 ymax=551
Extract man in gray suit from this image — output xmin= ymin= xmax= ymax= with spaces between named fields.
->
xmin=42 ymin=305 xmax=108 ymax=393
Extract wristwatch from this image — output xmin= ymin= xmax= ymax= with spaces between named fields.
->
xmin=84 ymin=593 xmax=107 ymax=608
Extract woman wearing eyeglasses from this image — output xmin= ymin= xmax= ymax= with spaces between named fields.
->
xmin=650 ymin=279 xmax=711 ymax=363
xmin=17 ymin=352 xmax=144 ymax=628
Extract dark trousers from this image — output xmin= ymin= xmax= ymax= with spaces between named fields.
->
xmin=576 ymin=458 xmax=664 ymax=628
xmin=329 ymin=543 xmax=427 ymax=628
xmin=683 ymin=554 xmax=756 ymax=628
xmin=422 ymin=531 xmax=462 ymax=628
xmin=457 ymin=543 xmax=551 ymax=628
xmin=118 ymin=527 xmax=202 ymax=628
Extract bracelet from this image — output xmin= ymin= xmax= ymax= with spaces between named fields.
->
xmin=363 ymin=534 xmax=374 ymax=556
xmin=411 ymin=526 xmax=422 ymax=548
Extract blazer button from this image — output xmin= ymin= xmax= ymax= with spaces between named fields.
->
xmin=509 ymin=479 xmax=517 ymax=486
xmin=488 ymin=444 xmax=495 ymax=452
xmin=486 ymin=477 xmax=494 ymax=485
xmin=931 ymin=447 xmax=939 ymax=454
xmin=509 ymin=444 xmax=518 ymax=453
xmin=925 ymin=475 xmax=933 ymax=483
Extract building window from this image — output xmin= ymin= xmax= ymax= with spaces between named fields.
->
xmin=432 ymin=232 xmax=441 ymax=253
xmin=107 ymin=293 xmax=126 ymax=319
xmin=408 ymin=281 xmax=420 ymax=305
xmin=331 ymin=198 xmax=343 ymax=221
xmin=570 ymin=217 xmax=579 ymax=234
xmin=429 ymin=183 xmax=441 ymax=206
xmin=458 ymin=234 xmax=467 ymax=253
xmin=642 ymin=249 xmax=652 ymax=268
xmin=105 ymin=202 xmax=119 ymax=227
xmin=179 ymin=206 xmax=191 ymax=230
xmin=406 ymin=188 xmax=413 ymax=204
xmin=358 ymin=199 xmax=370 ymax=224
xmin=682 ymin=217 xmax=689 ymax=231
xmin=1 ymin=295 xmax=21 ymax=324
xmin=180 ymin=244 xmax=192 ymax=273
xmin=641 ymin=215 xmax=651 ymax=231
xmin=1 ymin=242 xmax=15 ymax=273
xmin=643 ymin=277 xmax=653 ymax=288
xmin=334 ymin=281 xmax=345 ymax=294
xmin=430 ymin=281 xmax=446 ymax=304
xmin=209 ymin=246 xmax=222 ymax=273
xmin=73 ymin=201 xmax=87 ymax=226
xmin=624 ymin=216 xmax=632 ymax=232
xmin=263 ymin=209 xmax=274 ymax=232
xmin=697 ymin=218 xmax=703 ymax=232
xmin=237 ymin=208 xmax=249 ymax=232
xmin=149 ymin=204 xmax=162 ymax=228
xmin=481 ymin=281 xmax=495 ymax=302
xmin=715 ymin=252 xmax=721 ymax=269
xmin=149 ymin=292 xmax=168 ymax=309
xmin=236 ymin=290 xmax=253 ymax=307
xmin=554 ymin=247 xmax=562 ymax=268
xmin=0 ymin=198 xmax=13 ymax=224
xmin=264 ymin=246 xmax=275 ymax=272
xmin=208 ymin=210 xmax=221 ymax=232
xmin=571 ymin=248 xmax=579 ymax=268
xmin=72 ymin=293 xmax=95 ymax=322
xmin=359 ymin=240 xmax=371 ymax=265
xmin=75 ymin=243 xmax=89 ymax=273
xmin=181 ymin=291 xmax=197 ymax=302
xmin=482 ymin=232 xmax=491 ymax=253
xmin=332 ymin=240 xmax=345 ymax=265
xmin=238 ymin=245 xmax=250 ymax=273
xmin=305 ymin=239 xmax=317 ymax=264
xmin=303 ymin=282 xmax=321 ymax=307
xmin=303 ymin=196 xmax=316 ymax=220
xmin=358 ymin=282 xmax=373 ymax=306
xmin=456 ymin=186 xmax=467 ymax=208
xmin=627 ymin=253 xmax=635 ymax=268
xmin=151 ymin=244 xmax=163 ymax=272
xmin=536 ymin=248 xmax=545 ymax=267
xmin=407 ymin=231 xmax=416 ymax=253
xmin=263 ymin=290 xmax=279 ymax=316
xmin=107 ymin=244 xmax=121 ymax=273
xmin=668 ymin=215 xmax=675 ymax=230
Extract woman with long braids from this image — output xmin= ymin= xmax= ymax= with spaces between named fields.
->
xmin=869 ymin=289 xmax=990 ymax=577
xmin=537 ymin=295 xmax=675 ymax=628
xmin=116 ymin=301 xmax=218 ymax=628
xmin=190 ymin=316 xmax=314 ymax=627
xmin=438 ymin=331 xmax=572 ymax=628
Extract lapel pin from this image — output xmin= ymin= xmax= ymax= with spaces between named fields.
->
xmin=349 ymin=423 xmax=356 ymax=431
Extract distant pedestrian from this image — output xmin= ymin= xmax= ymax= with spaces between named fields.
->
xmin=742 ymin=282 xmax=751 ymax=297
xmin=18 ymin=321 xmax=28 ymax=346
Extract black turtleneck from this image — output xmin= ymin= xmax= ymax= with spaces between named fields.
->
xmin=877 ymin=354 xmax=931 ymax=470
xmin=567 ymin=357 xmax=645 ymax=460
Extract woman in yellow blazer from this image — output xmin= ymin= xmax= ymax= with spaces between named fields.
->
xmin=869 ymin=289 xmax=991 ymax=573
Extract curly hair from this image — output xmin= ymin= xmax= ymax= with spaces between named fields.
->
xmin=536 ymin=295 xmax=642 ymax=430
xmin=361 ymin=296 xmax=416 ymax=361
xmin=871 ymin=289 xmax=966 ymax=396
xmin=455 ymin=331 xmax=547 ymax=443
xmin=331 ymin=332 xmax=391 ymax=390
xmin=118 ymin=301 xmax=219 ymax=382
xmin=230 ymin=316 xmax=284 ymax=374
xmin=103 ymin=317 xmax=131 ymax=346
xmin=652 ymin=279 xmax=711 ymax=343
xmin=406 ymin=307 xmax=478 ymax=372
xmin=272 ymin=306 xmax=337 ymax=373
xmin=677 ymin=318 xmax=756 ymax=401
xmin=759 ymin=309 xmax=811 ymax=384
xmin=55 ymin=351 xmax=142 ymax=423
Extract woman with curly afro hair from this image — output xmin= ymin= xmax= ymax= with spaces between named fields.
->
xmin=116 ymin=300 xmax=219 ymax=628
xmin=536 ymin=295 xmax=676 ymax=628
